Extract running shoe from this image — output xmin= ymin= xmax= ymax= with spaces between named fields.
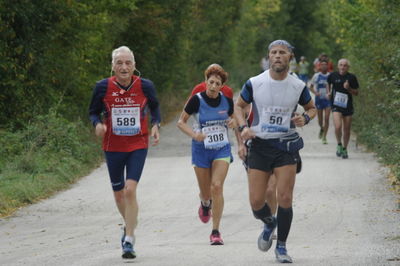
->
xmin=198 ymin=201 xmax=211 ymax=223
xmin=318 ymin=129 xmax=323 ymax=139
xmin=275 ymin=245 xmax=293 ymax=263
xmin=257 ymin=217 xmax=277 ymax=252
xmin=122 ymin=241 xmax=136 ymax=259
xmin=322 ymin=137 xmax=327 ymax=145
xmin=342 ymin=148 xmax=348 ymax=159
xmin=336 ymin=145 xmax=343 ymax=157
xmin=210 ymin=231 xmax=224 ymax=245
xmin=121 ymin=226 xmax=126 ymax=248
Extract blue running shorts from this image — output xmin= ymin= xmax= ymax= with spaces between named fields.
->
xmin=104 ymin=149 xmax=148 ymax=191
xmin=192 ymin=143 xmax=233 ymax=168
xmin=315 ymin=97 xmax=331 ymax=110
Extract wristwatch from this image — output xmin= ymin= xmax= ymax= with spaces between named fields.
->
xmin=302 ymin=113 xmax=311 ymax=125
xmin=238 ymin=125 xmax=248 ymax=132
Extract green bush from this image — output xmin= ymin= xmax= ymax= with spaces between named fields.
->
xmin=0 ymin=111 xmax=103 ymax=216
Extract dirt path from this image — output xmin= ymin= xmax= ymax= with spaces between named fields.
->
xmin=0 ymin=114 xmax=399 ymax=265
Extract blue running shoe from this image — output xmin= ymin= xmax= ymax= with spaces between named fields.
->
xmin=257 ymin=217 xmax=277 ymax=252
xmin=275 ymin=245 xmax=293 ymax=263
xmin=122 ymin=241 xmax=136 ymax=259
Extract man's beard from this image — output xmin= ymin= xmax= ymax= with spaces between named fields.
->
xmin=271 ymin=64 xmax=287 ymax=73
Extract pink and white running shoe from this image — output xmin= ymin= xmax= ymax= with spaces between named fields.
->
xmin=198 ymin=201 xmax=211 ymax=223
xmin=210 ymin=231 xmax=224 ymax=245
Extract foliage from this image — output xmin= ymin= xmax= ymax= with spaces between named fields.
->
xmin=0 ymin=110 xmax=103 ymax=216
xmin=326 ymin=0 xmax=400 ymax=181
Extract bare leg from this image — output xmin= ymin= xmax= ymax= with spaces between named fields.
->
xmin=210 ymin=160 xmax=229 ymax=230
xmin=265 ymin=174 xmax=277 ymax=215
xmin=342 ymin=115 xmax=352 ymax=148
xmin=248 ymin=169 xmax=271 ymax=210
xmin=113 ymin=190 xmax=126 ymax=219
xmin=194 ymin=167 xmax=212 ymax=202
xmin=124 ymin=180 xmax=139 ymax=238
xmin=317 ymin=109 xmax=323 ymax=129
xmin=323 ymin=107 xmax=331 ymax=140
xmin=333 ymin=112 xmax=343 ymax=144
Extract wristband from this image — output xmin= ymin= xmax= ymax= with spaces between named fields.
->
xmin=302 ymin=113 xmax=310 ymax=125
xmin=238 ymin=125 xmax=248 ymax=132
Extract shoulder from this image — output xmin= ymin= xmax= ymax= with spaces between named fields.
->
xmin=94 ymin=78 xmax=108 ymax=94
xmin=221 ymin=85 xmax=233 ymax=99
xmin=348 ymin=72 xmax=358 ymax=79
xmin=191 ymin=82 xmax=206 ymax=96
xmin=140 ymin=78 xmax=155 ymax=90
xmin=249 ymin=71 xmax=268 ymax=89
xmin=96 ymin=78 xmax=108 ymax=87
xmin=287 ymin=73 xmax=305 ymax=90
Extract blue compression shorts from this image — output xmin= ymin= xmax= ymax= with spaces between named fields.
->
xmin=192 ymin=143 xmax=233 ymax=168
xmin=104 ymin=149 xmax=148 ymax=191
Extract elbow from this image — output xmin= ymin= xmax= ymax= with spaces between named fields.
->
xmin=176 ymin=120 xmax=184 ymax=129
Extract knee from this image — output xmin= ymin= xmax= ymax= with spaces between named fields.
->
xmin=124 ymin=185 xmax=137 ymax=200
xmin=114 ymin=191 xmax=124 ymax=204
xmin=277 ymin=192 xmax=292 ymax=208
xmin=250 ymin=196 xmax=265 ymax=210
xmin=265 ymin=187 xmax=276 ymax=200
xmin=211 ymin=182 xmax=223 ymax=196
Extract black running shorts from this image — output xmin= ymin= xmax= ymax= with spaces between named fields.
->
xmin=247 ymin=137 xmax=301 ymax=173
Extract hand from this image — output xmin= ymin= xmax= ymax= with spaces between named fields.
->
xmin=238 ymin=143 xmax=247 ymax=161
xmin=326 ymin=93 xmax=331 ymax=100
xmin=291 ymin=112 xmax=306 ymax=127
xmin=241 ymin=127 xmax=256 ymax=140
xmin=226 ymin=118 xmax=237 ymax=129
xmin=193 ymin=132 xmax=206 ymax=142
xmin=151 ymin=125 xmax=160 ymax=146
xmin=316 ymin=91 xmax=321 ymax=97
xmin=95 ymin=123 xmax=107 ymax=137
xmin=344 ymin=80 xmax=350 ymax=90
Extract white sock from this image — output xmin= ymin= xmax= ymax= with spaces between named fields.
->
xmin=201 ymin=199 xmax=211 ymax=207
xmin=124 ymin=235 xmax=134 ymax=244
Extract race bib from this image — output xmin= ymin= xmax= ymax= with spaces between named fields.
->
xmin=202 ymin=125 xmax=228 ymax=149
xmin=111 ymin=107 xmax=140 ymax=136
xmin=260 ymin=106 xmax=291 ymax=133
xmin=334 ymin=92 xmax=348 ymax=108
xmin=318 ymin=87 xmax=327 ymax=97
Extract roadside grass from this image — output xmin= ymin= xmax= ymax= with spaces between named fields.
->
xmin=0 ymin=111 xmax=103 ymax=217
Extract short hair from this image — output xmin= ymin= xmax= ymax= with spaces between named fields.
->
xmin=268 ymin=40 xmax=294 ymax=52
xmin=319 ymin=59 xmax=328 ymax=64
xmin=112 ymin=46 xmax=135 ymax=65
xmin=204 ymin=64 xmax=228 ymax=84
xmin=338 ymin=58 xmax=350 ymax=66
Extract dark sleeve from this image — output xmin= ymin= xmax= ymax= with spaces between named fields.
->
xmin=240 ymin=79 xmax=253 ymax=103
xmin=88 ymin=79 xmax=108 ymax=127
xmin=298 ymin=86 xmax=312 ymax=106
xmin=227 ymin=97 xmax=234 ymax=116
xmin=350 ymin=74 xmax=359 ymax=89
xmin=141 ymin=78 xmax=161 ymax=125
xmin=184 ymin=94 xmax=200 ymax=115
xmin=327 ymin=73 xmax=333 ymax=85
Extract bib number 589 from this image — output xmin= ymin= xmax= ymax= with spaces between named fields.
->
xmin=117 ymin=117 xmax=136 ymax=126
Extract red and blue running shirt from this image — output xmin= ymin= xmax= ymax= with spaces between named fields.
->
xmin=89 ymin=75 xmax=161 ymax=152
